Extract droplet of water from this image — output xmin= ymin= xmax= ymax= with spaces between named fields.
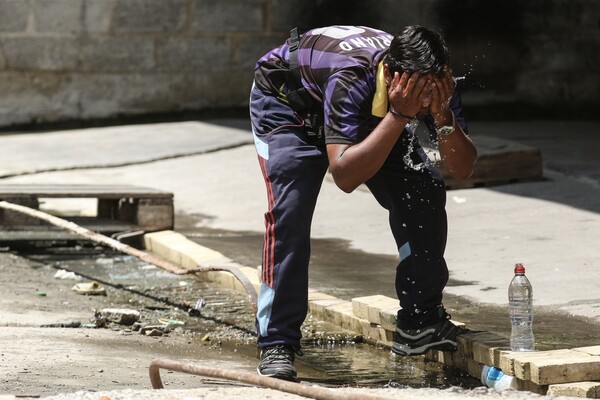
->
xmin=402 ymin=125 xmax=438 ymax=171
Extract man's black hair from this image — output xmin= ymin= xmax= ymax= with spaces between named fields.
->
xmin=385 ymin=25 xmax=449 ymax=76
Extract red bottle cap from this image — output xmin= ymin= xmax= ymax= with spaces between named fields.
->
xmin=514 ymin=263 xmax=525 ymax=274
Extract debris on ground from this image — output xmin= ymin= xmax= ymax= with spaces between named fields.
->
xmin=157 ymin=318 xmax=185 ymax=329
xmin=53 ymin=269 xmax=82 ymax=281
xmin=72 ymin=281 xmax=106 ymax=295
xmin=100 ymin=308 xmax=141 ymax=325
xmin=40 ymin=321 xmax=82 ymax=328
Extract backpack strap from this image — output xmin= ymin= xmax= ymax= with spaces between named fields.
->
xmin=288 ymin=28 xmax=301 ymax=86
xmin=285 ymin=28 xmax=325 ymax=145
xmin=285 ymin=28 xmax=314 ymax=112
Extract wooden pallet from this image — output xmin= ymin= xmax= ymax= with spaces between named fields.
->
xmin=0 ymin=184 xmax=173 ymax=241
xmin=425 ymin=135 xmax=543 ymax=189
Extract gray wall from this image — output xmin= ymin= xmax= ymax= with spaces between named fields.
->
xmin=0 ymin=0 xmax=598 ymax=128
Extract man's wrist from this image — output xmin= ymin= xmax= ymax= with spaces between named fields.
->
xmin=435 ymin=110 xmax=456 ymax=137
xmin=434 ymin=110 xmax=454 ymax=127
xmin=389 ymin=107 xmax=414 ymax=120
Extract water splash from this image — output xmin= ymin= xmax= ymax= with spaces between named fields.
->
xmin=403 ymin=142 xmax=427 ymax=171
xmin=457 ymin=45 xmax=490 ymax=89
xmin=406 ymin=117 xmax=420 ymax=132
xmin=403 ymin=119 xmax=437 ymax=171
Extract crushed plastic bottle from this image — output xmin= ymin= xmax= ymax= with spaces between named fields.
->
xmin=481 ymin=365 xmax=518 ymax=392
xmin=509 ymin=263 xmax=535 ymax=351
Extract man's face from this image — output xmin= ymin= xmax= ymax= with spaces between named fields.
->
xmin=384 ymin=66 xmax=441 ymax=119
xmin=416 ymin=73 xmax=434 ymax=118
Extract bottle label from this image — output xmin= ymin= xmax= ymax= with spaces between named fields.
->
xmin=487 ymin=367 xmax=503 ymax=382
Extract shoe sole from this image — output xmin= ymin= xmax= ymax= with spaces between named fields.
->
xmin=257 ymin=368 xmax=299 ymax=382
xmin=391 ymin=339 xmax=457 ymax=356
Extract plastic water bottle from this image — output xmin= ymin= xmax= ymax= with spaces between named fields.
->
xmin=509 ymin=263 xmax=535 ymax=351
xmin=481 ymin=365 xmax=518 ymax=391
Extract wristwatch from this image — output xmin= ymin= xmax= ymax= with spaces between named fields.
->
xmin=435 ymin=111 xmax=456 ymax=136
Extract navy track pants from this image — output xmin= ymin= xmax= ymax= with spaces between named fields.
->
xmin=250 ymin=83 xmax=450 ymax=349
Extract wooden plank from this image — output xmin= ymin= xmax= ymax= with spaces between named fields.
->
xmin=529 ymin=352 xmax=600 ymax=385
xmin=498 ymin=349 xmax=600 ymax=385
xmin=456 ymin=331 xmax=507 ymax=361
xmin=575 ymin=346 xmax=600 ymax=357
xmin=379 ymin=306 xmax=398 ymax=331
xmin=0 ymin=217 xmax=138 ymax=233
xmin=0 ymin=184 xmax=172 ymax=198
xmin=547 ymin=382 xmax=600 ymax=398
xmin=351 ymin=295 xmax=398 ymax=325
xmin=0 ymin=185 xmax=174 ymax=236
xmin=516 ymin=378 xmax=548 ymax=395
xmin=135 ymin=198 xmax=174 ymax=231
xmin=352 ymin=295 xmax=382 ymax=320
xmin=472 ymin=337 xmax=511 ymax=367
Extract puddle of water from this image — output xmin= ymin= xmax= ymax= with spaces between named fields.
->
xmin=21 ymin=242 xmax=480 ymax=389
xmin=298 ymin=342 xmax=478 ymax=389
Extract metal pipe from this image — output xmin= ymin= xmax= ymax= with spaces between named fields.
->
xmin=184 ymin=263 xmax=258 ymax=313
xmin=149 ymin=358 xmax=393 ymax=400
xmin=0 ymin=200 xmax=257 ymax=312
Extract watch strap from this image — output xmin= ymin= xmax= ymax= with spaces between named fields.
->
xmin=435 ymin=111 xmax=456 ymax=136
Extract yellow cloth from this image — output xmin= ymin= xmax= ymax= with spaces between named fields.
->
xmin=371 ymin=61 xmax=388 ymax=118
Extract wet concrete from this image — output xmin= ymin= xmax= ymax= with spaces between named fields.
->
xmin=22 ymin=246 xmax=257 ymax=342
xmin=9 ymin=243 xmax=482 ymax=391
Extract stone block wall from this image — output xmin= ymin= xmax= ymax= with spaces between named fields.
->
xmin=0 ymin=0 xmax=287 ymax=127
xmin=0 ymin=0 xmax=598 ymax=127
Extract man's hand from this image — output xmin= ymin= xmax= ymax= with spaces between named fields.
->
xmin=388 ymin=71 xmax=431 ymax=119
xmin=428 ymin=66 xmax=477 ymax=181
xmin=431 ymin=66 xmax=455 ymax=125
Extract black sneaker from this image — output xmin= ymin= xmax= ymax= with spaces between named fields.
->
xmin=257 ymin=345 xmax=301 ymax=381
xmin=392 ymin=313 xmax=469 ymax=356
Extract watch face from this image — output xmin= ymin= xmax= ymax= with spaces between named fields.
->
xmin=437 ymin=126 xmax=455 ymax=136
